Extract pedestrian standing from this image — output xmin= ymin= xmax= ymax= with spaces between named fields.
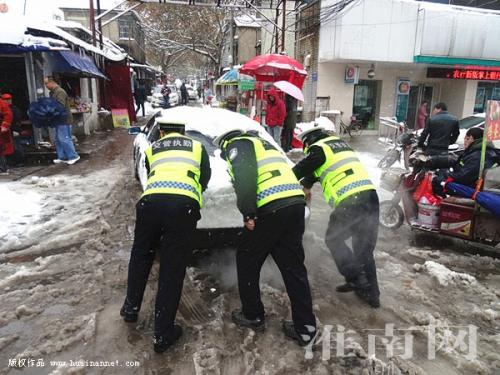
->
xmin=214 ymin=129 xmax=317 ymax=346
xmin=264 ymin=88 xmax=286 ymax=145
xmin=1 ymin=94 xmax=24 ymax=166
xmin=44 ymin=77 xmax=80 ymax=165
xmin=417 ymin=102 xmax=459 ymax=155
xmin=121 ymin=119 xmax=211 ymax=353
xmin=293 ymin=127 xmax=381 ymax=308
xmin=161 ymin=84 xmax=171 ymax=109
xmin=416 ymin=101 xmax=428 ymax=130
xmin=134 ymin=80 xmax=147 ymax=117
xmin=282 ymin=94 xmax=298 ymax=151
xmin=0 ymin=95 xmax=13 ymax=174
xmin=180 ymin=82 xmax=188 ymax=106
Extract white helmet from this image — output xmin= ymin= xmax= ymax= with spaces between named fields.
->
xmin=213 ymin=128 xmax=245 ymax=148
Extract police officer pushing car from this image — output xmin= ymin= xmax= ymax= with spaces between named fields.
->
xmin=121 ymin=118 xmax=211 ymax=353
xmin=293 ymin=127 xmax=381 ymax=308
xmin=214 ymin=129 xmax=317 ymax=346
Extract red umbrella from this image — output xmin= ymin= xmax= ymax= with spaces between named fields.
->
xmin=240 ymin=54 xmax=308 ymax=89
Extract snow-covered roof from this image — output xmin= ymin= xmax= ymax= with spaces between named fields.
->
xmin=57 ymin=0 xmax=124 ymax=10
xmin=0 ymin=14 xmax=126 ymax=61
xmin=234 ymin=15 xmax=262 ymax=28
xmin=130 ymin=62 xmax=162 ymax=73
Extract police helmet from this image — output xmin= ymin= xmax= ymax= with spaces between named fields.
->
xmin=157 ymin=117 xmax=186 ymax=134
xmin=297 ymin=126 xmax=327 ymax=147
xmin=213 ymin=128 xmax=245 ymax=148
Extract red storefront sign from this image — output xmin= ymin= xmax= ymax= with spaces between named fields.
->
xmin=427 ymin=67 xmax=500 ymax=81
xmin=486 ymin=100 xmax=500 ymax=142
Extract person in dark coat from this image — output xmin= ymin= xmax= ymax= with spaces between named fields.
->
xmin=134 ymin=81 xmax=147 ymax=117
xmin=180 ymin=83 xmax=188 ymax=106
xmin=265 ymin=88 xmax=286 ymax=145
xmin=433 ymin=127 xmax=499 ymax=195
xmin=0 ymin=95 xmax=13 ymax=174
xmin=282 ymin=94 xmax=298 ymax=152
xmin=418 ymin=102 xmax=460 ymax=155
xmin=161 ymin=85 xmax=171 ymax=109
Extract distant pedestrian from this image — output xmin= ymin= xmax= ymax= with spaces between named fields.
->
xmin=44 ymin=76 xmax=80 ymax=165
xmin=180 ymin=83 xmax=188 ymax=106
xmin=0 ymin=95 xmax=13 ymax=174
xmin=161 ymin=85 xmax=171 ymax=109
xmin=416 ymin=101 xmax=428 ymax=130
xmin=417 ymin=102 xmax=459 ymax=155
xmin=282 ymin=94 xmax=298 ymax=151
xmin=134 ymin=80 xmax=147 ymax=117
xmin=1 ymin=93 xmax=24 ymax=166
xmin=265 ymin=88 xmax=286 ymax=145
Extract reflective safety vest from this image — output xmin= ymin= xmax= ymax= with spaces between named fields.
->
xmin=225 ymin=136 xmax=304 ymax=208
xmin=143 ymin=133 xmax=203 ymax=207
xmin=306 ymin=136 xmax=375 ymax=207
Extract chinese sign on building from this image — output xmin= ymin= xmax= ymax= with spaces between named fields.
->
xmin=427 ymin=68 xmax=500 ymax=81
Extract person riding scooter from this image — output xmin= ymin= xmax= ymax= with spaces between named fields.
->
xmin=432 ymin=127 xmax=499 ymax=196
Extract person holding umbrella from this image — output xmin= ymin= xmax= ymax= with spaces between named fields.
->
xmin=264 ymin=88 xmax=286 ymax=145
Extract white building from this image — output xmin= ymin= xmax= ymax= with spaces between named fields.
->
xmin=316 ymin=0 xmax=500 ymax=129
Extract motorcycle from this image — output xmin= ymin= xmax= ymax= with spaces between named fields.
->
xmin=377 ymin=131 xmax=417 ymax=170
xmin=379 ymin=165 xmax=500 ymax=250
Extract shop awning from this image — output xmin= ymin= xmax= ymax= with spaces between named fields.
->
xmin=47 ymin=51 xmax=107 ymax=79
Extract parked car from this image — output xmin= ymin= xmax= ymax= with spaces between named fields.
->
xmin=129 ymin=106 xmax=306 ymax=248
xmin=149 ymin=85 xmax=179 ymax=108
xmin=185 ymin=84 xmax=197 ymax=100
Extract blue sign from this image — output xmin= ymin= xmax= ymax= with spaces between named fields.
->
xmin=311 ymin=72 xmax=318 ymax=82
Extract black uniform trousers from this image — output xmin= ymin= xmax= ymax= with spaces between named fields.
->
xmin=125 ymin=194 xmax=199 ymax=338
xmin=237 ymin=203 xmax=316 ymax=334
xmin=325 ymin=189 xmax=380 ymax=297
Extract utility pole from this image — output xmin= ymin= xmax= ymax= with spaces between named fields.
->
xmin=281 ymin=0 xmax=286 ymax=53
xmin=274 ymin=0 xmax=280 ymax=53
xmin=89 ymin=0 xmax=96 ymax=46
xmin=96 ymin=0 xmax=104 ymax=48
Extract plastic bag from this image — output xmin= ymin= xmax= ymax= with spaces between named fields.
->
xmin=413 ymin=172 xmax=433 ymax=203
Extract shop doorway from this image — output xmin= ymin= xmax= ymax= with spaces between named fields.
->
xmin=352 ymin=79 xmax=381 ymax=129
xmin=406 ymin=84 xmax=434 ymax=129
xmin=474 ymin=82 xmax=500 ymax=113
xmin=0 ymin=55 xmax=30 ymax=118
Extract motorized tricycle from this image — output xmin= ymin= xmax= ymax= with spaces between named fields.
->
xmin=379 ymin=162 xmax=500 ymax=251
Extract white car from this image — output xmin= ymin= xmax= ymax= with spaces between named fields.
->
xmin=149 ymin=85 xmax=179 ymax=108
xmin=185 ymin=84 xmax=197 ymax=100
xmin=129 ymin=107 xmax=304 ymax=248
xmin=456 ymin=113 xmax=485 ymax=146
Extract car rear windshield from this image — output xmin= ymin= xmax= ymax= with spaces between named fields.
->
xmin=186 ymin=130 xmax=217 ymax=156
xmin=459 ymin=116 xmax=484 ymax=129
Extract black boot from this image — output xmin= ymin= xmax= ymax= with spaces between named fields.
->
xmin=231 ymin=309 xmax=265 ymax=332
xmin=335 ymin=282 xmax=357 ymax=293
xmin=120 ymin=299 xmax=139 ymax=323
xmin=355 ymin=288 xmax=381 ymax=308
xmin=282 ymin=320 xmax=316 ymax=347
xmin=154 ymin=324 xmax=183 ymax=353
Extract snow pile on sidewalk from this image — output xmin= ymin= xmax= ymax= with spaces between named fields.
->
xmin=296 ymin=116 xmax=336 ymax=134
xmin=420 ymin=261 xmax=477 ymax=287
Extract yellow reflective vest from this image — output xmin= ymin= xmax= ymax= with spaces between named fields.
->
xmin=306 ymin=136 xmax=374 ymax=207
xmin=143 ymin=133 xmax=203 ymax=207
xmin=225 ymin=136 xmax=304 ymax=208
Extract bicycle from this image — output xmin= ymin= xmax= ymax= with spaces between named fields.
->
xmin=338 ymin=116 xmax=363 ymax=137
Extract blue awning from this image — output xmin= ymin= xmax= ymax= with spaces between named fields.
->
xmin=46 ymin=51 xmax=107 ymax=79
xmin=0 ymin=43 xmax=51 ymax=54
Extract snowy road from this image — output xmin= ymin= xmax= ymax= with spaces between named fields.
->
xmin=0 ymin=131 xmax=499 ymax=375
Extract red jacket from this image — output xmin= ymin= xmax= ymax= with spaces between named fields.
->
xmin=0 ymin=99 xmax=14 ymax=156
xmin=265 ymin=88 xmax=286 ymax=127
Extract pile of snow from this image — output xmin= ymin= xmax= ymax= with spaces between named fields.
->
xmin=422 ymin=261 xmax=477 ymax=287
xmin=296 ymin=116 xmax=336 ymax=135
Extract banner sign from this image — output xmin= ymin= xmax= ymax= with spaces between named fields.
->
xmin=395 ymin=78 xmax=410 ymax=122
xmin=111 ymin=109 xmax=130 ymax=128
xmin=345 ymin=66 xmax=359 ymax=84
xmin=427 ymin=68 xmax=500 ymax=81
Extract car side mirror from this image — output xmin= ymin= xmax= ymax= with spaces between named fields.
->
xmin=128 ymin=126 xmax=141 ymax=135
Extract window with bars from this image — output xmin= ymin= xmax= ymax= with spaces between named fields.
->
xmin=118 ymin=19 xmax=134 ymax=40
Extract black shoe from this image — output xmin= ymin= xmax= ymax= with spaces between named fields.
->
xmin=355 ymin=289 xmax=381 ymax=309
xmin=231 ymin=309 xmax=265 ymax=332
xmin=282 ymin=320 xmax=316 ymax=347
xmin=120 ymin=301 xmax=139 ymax=323
xmin=154 ymin=324 xmax=183 ymax=353
xmin=336 ymin=282 xmax=357 ymax=293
